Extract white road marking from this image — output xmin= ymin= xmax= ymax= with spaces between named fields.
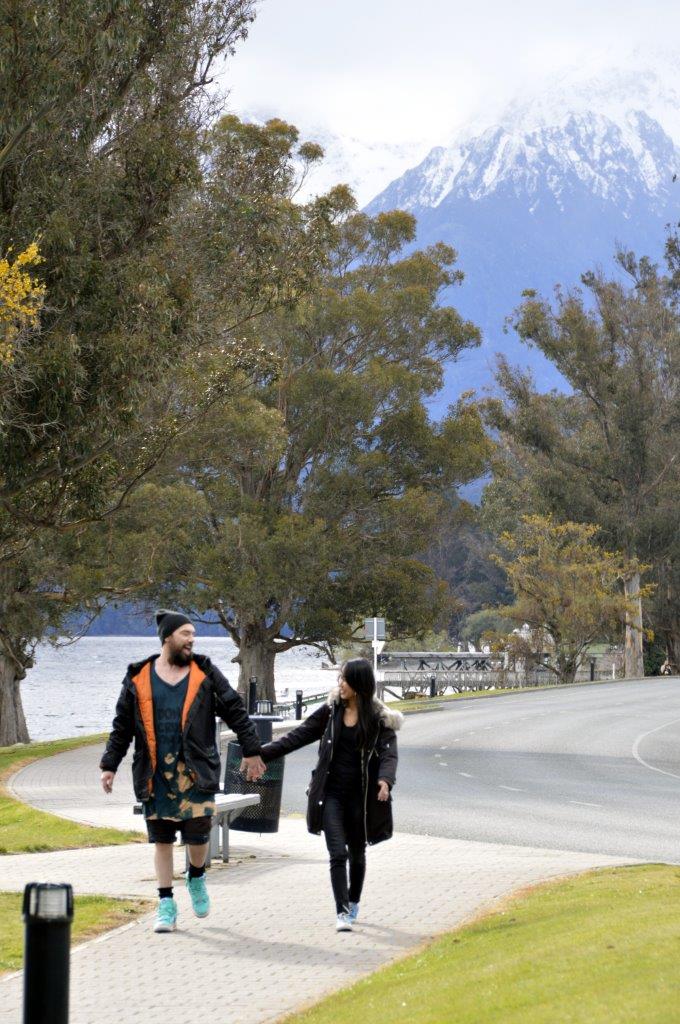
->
xmin=439 ymin=763 xmax=448 ymax=767
xmin=632 ymin=717 xmax=680 ymax=782
xmin=499 ymin=785 xmax=524 ymax=792
xmin=459 ymin=772 xmax=473 ymax=777
xmin=569 ymin=800 xmax=602 ymax=808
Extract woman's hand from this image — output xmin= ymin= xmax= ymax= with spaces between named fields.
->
xmin=240 ymin=755 xmax=267 ymax=781
xmin=377 ymin=779 xmax=390 ymax=802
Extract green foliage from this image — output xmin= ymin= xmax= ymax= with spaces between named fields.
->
xmin=643 ymin=634 xmax=666 ymax=677
xmin=380 ymin=630 xmax=452 ymax=653
xmin=0 ymin=2 xmax=257 ymax=534
xmin=93 ymin=209 xmax=490 ymax=694
xmin=0 ymin=4 xmax=348 ymax=741
xmin=426 ymin=496 xmax=512 ymax=632
xmin=459 ymin=608 xmax=513 ymax=645
xmin=484 ymin=251 xmax=680 ymax=672
xmin=495 ymin=515 xmax=648 ymax=684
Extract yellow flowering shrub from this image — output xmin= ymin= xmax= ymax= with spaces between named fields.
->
xmin=0 ymin=243 xmax=45 ymax=363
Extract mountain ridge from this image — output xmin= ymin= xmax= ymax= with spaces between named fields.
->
xmin=363 ymin=69 xmax=680 ymax=404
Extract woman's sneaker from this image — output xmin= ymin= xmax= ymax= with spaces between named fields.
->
xmin=154 ymin=897 xmax=178 ymax=933
xmin=336 ymin=912 xmax=353 ymax=932
xmin=348 ymin=902 xmax=360 ymax=922
xmin=185 ymin=871 xmax=210 ymax=918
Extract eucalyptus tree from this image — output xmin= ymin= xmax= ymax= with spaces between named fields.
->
xmin=485 ymin=253 xmax=680 ymax=677
xmin=0 ymin=0 xmax=343 ymax=743
xmin=102 ymin=207 xmax=492 ymax=699
xmin=495 ymin=516 xmax=647 ymax=686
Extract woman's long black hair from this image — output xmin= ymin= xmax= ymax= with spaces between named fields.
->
xmin=340 ymin=658 xmax=379 ymax=749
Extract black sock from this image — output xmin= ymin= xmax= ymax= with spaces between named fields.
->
xmin=188 ymin=863 xmax=205 ymax=879
xmin=158 ymin=887 xmax=173 ymax=900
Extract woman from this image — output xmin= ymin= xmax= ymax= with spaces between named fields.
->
xmin=257 ymin=658 xmax=403 ymax=932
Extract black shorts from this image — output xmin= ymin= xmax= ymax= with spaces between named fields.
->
xmin=145 ymin=815 xmax=212 ymax=845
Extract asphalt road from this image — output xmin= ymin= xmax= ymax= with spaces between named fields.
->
xmin=276 ymin=678 xmax=680 ymax=862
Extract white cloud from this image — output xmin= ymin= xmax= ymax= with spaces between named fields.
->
xmin=219 ymin=0 xmax=680 ymax=145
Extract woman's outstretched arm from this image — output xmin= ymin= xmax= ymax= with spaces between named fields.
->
xmin=260 ymin=703 xmax=331 ymax=763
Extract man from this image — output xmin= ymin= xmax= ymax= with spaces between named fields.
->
xmin=100 ymin=610 xmax=266 ymax=933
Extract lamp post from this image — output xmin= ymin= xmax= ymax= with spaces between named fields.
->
xmin=22 ymin=882 xmax=73 ymax=1024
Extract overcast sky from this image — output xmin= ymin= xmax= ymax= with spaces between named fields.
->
xmin=220 ymin=0 xmax=680 ymax=145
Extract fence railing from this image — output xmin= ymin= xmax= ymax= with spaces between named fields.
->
xmin=382 ymin=667 xmax=613 ymax=697
xmin=272 ymin=690 xmax=329 ymax=719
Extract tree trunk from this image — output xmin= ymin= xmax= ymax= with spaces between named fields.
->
xmin=0 ymin=652 xmax=30 ymax=746
xmin=556 ymin=653 xmax=578 ymax=686
xmin=235 ymin=636 xmax=276 ymax=704
xmin=665 ymin=624 xmax=680 ymax=674
xmin=624 ymin=572 xmax=645 ymax=679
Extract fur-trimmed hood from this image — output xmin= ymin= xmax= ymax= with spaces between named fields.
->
xmin=326 ymin=687 xmax=404 ymax=732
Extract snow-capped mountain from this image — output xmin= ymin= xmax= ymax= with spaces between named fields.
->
xmin=370 ymin=110 xmax=676 ymax=215
xmin=365 ymin=60 xmax=680 ymax=404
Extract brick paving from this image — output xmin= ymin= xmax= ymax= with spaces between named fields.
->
xmin=0 ymin=743 xmax=639 ymax=1024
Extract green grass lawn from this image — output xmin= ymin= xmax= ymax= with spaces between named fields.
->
xmin=282 ymin=865 xmax=680 ymax=1024
xmin=0 ymin=735 xmax=142 ymax=853
xmin=0 ymin=890 xmax=151 ymax=974
xmin=387 ymin=676 xmax=628 ymax=714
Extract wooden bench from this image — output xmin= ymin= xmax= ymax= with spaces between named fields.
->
xmin=133 ymin=792 xmax=261 ymax=867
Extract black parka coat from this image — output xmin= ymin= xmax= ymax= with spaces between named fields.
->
xmin=100 ymin=653 xmax=261 ymax=801
xmin=261 ymin=691 xmax=403 ymax=845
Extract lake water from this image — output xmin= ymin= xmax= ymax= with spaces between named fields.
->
xmin=21 ymin=636 xmax=335 ymax=741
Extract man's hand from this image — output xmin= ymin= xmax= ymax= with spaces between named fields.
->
xmin=101 ymin=770 xmax=115 ymax=794
xmin=240 ymin=755 xmax=267 ymax=782
xmin=377 ymin=779 xmax=390 ymax=802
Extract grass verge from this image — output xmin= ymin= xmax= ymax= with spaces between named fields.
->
xmin=281 ymin=864 xmax=680 ymax=1024
xmin=385 ymin=676 xmax=632 ymax=714
xmin=0 ymin=890 xmax=151 ymax=974
xmin=0 ymin=735 xmax=142 ymax=854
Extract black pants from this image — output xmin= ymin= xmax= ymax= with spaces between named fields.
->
xmin=322 ymin=789 xmax=366 ymax=914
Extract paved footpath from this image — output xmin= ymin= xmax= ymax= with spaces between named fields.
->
xmin=1 ymin=743 xmax=640 ymax=1024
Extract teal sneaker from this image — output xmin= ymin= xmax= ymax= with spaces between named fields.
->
xmin=185 ymin=871 xmax=210 ymax=918
xmin=348 ymin=901 xmax=359 ymax=922
xmin=154 ymin=897 xmax=177 ymax=933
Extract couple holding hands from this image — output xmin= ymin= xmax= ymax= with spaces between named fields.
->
xmin=100 ymin=610 xmax=402 ymax=934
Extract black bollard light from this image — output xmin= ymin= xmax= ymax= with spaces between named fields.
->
xmin=23 ymin=882 xmax=73 ymax=1024
xmin=429 ymin=674 xmax=436 ymax=699
xmin=248 ymin=676 xmax=258 ymax=714
xmin=295 ymin=689 xmax=303 ymax=720
xmin=590 ymin=657 xmax=596 ymax=681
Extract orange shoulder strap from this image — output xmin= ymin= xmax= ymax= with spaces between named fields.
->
xmin=182 ymin=661 xmax=206 ymax=731
xmin=131 ymin=661 xmax=156 ymax=784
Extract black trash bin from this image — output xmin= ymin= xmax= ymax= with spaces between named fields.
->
xmin=224 ymin=724 xmax=285 ymax=833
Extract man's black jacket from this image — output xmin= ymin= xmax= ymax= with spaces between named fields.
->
xmin=100 ymin=653 xmax=261 ymax=802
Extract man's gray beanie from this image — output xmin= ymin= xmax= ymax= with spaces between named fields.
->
xmin=155 ymin=609 xmax=192 ymax=643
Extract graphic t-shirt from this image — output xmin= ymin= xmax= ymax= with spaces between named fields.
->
xmin=143 ymin=663 xmax=215 ymax=821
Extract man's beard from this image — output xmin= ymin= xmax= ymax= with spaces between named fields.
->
xmin=169 ymin=647 xmax=192 ymax=667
